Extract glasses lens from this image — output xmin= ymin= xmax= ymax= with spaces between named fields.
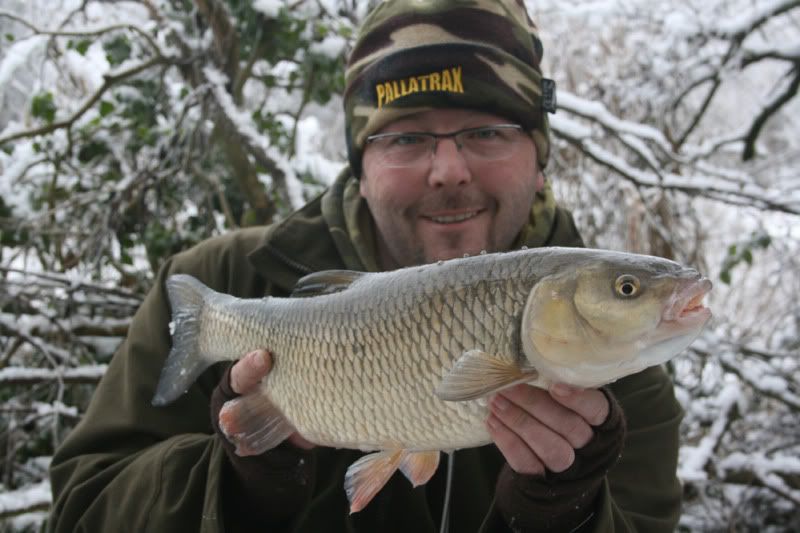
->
xmin=368 ymin=134 xmax=433 ymax=167
xmin=458 ymin=126 xmax=524 ymax=161
xmin=365 ymin=125 xmax=525 ymax=168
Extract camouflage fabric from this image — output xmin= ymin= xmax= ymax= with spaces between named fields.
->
xmin=344 ymin=0 xmax=554 ymax=177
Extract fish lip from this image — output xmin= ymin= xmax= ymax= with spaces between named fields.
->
xmin=663 ymin=276 xmax=713 ymax=324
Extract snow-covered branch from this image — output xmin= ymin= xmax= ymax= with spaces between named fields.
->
xmin=718 ymin=452 xmax=800 ymax=504
xmin=551 ymin=110 xmax=800 ymax=215
xmin=679 ymin=382 xmax=741 ymax=482
xmin=713 ymin=0 xmax=800 ymax=39
xmin=0 ymin=365 xmax=107 ymax=386
xmin=717 ymin=351 xmax=800 ymax=410
xmin=0 ymin=481 xmax=51 ymax=519
xmin=0 ymin=10 xmax=163 ymax=55
xmin=0 ymin=55 xmax=168 ymax=146
xmin=742 ymin=65 xmax=800 ymax=160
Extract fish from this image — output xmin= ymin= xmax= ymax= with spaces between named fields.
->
xmin=152 ymin=246 xmax=712 ymax=513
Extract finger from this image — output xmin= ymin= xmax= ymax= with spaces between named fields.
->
xmin=230 ymin=350 xmax=272 ymax=395
xmin=491 ymin=394 xmax=575 ymax=473
xmin=486 ymin=413 xmax=545 ymax=475
xmin=500 ymin=384 xmax=593 ymax=449
xmin=550 ymin=384 xmax=610 ymax=427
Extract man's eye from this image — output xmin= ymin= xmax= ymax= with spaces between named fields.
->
xmin=468 ymin=128 xmax=502 ymax=141
xmin=391 ymin=134 xmax=426 ymax=146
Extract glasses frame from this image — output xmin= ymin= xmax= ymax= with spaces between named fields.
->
xmin=364 ymin=124 xmax=527 ymax=167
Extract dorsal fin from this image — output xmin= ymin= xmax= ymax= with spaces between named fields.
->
xmin=292 ymin=270 xmax=365 ymax=297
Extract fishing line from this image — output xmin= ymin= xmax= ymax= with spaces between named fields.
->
xmin=439 ymin=451 xmax=454 ymax=533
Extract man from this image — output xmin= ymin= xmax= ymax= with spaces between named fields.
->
xmin=49 ymin=0 xmax=684 ymax=531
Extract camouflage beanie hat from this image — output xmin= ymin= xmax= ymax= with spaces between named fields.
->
xmin=344 ymin=0 xmax=556 ymax=178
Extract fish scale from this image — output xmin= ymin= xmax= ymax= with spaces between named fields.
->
xmin=211 ymin=272 xmax=532 ymax=451
xmin=154 ymin=247 xmax=712 ymax=512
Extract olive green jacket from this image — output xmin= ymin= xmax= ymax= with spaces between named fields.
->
xmin=49 ymin=171 xmax=683 ymax=532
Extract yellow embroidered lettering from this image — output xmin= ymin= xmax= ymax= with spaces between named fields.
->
xmin=377 ymin=67 xmax=464 ymax=106
xmin=376 ymin=84 xmax=386 ymax=108
xmin=441 ymin=69 xmax=453 ymax=92
xmin=430 ymin=72 xmax=441 ymax=91
xmin=452 ymin=66 xmax=464 ymax=93
xmin=384 ymin=82 xmax=394 ymax=104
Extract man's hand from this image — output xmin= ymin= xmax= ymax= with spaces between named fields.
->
xmin=486 ymin=383 xmax=610 ymax=475
xmin=227 ymin=349 xmax=315 ymax=450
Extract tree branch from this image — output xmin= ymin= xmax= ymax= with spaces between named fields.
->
xmin=743 ymin=65 xmax=800 ymax=160
xmin=552 ymin=113 xmax=800 ymax=215
xmin=0 ymin=10 xmax=163 ymax=55
xmin=0 ymin=365 xmax=107 ymax=386
xmin=0 ymin=56 xmax=168 ymax=146
xmin=0 ymin=481 xmax=51 ymax=519
xmin=713 ymin=0 xmax=800 ymax=40
xmin=194 ymin=0 xmax=240 ymax=87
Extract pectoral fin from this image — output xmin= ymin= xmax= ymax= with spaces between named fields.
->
xmin=218 ymin=391 xmax=295 ymax=456
xmin=399 ymin=451 xmax=440 ymax=487
xmin=435 ymin=349 xmax=539 ymax=401
xmin=345 ymin=450 xmax=406 ymax=514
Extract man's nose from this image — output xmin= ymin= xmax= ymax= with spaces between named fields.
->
xmin=428 ymin=138 xmax=472 ymax=188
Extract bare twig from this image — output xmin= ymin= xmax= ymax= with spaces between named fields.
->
xmin=743 ymin=65 xmax=800 ymax=160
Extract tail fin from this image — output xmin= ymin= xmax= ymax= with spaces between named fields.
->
xmin=152 ymin=274 xmax=218 ymax=406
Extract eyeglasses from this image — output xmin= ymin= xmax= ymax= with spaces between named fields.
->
xmin=364 ymin=124 xmax=527 ymax=168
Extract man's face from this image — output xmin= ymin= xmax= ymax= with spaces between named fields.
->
xmin=360 ymin=109 xmax=543 ymax=269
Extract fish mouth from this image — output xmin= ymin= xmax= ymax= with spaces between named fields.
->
xmin=663 ymin=276 xmax=713 ymax=325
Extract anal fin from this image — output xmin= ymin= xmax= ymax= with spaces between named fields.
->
xmin=435 ymin=349 xmax=538 ymax=401
xmin=218 ymin=391 xmax=295 ymax=456
xmin=399 ymin=450 xmax=440 ymax=487
xmin=345 ymin=450 xmax=406 ymax=514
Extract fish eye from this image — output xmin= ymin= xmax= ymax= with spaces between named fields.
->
xmin=615 ymin=275 xmax=640 ymax=298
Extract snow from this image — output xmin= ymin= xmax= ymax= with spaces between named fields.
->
xmin=716 ymin=0 xmax=794 ymax=37
xmin=678 ymin=381 xmax=740 ymax=482
xmin=253 ymin=0 xmax=285 ymax=18
xmin=1 ymin=0 xmax=799 ymax=529
xmin=310 ymin=35 xmax=348 ymax=59
xmin=0 ymin=36 xmax=47 ymax=98
xmin=0 ymin=365 xmax=108 ymax=383
xmin=0 ymin=480 xmax=51 ymax=516
xmin=204 ymin=66 xmax=271 ymax=155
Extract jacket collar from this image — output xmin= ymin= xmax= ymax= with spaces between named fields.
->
xmin=247 ymin=168 xmax=362 ymax=292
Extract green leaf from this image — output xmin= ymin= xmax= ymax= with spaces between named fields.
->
xmin=76 ymin=39 xmax=92 ymax=55
xmin=5 ymin=33 xmax=14 ymax=42
xmin=99 ymin=100 xmax=115 ymax=117
xmin=78 ymin=140 xmax=109 ymax=163
xmin=742 ymin=249 xmax=753 ymax=264
xmin=727 ymin=244 xmax=737 ymax=256
xmin=720 ymin=270 xmax=731 ymax=285
xmin=31 ymin=92 xmax=57 ymax=123
xmin=104 ymin=36 xmax=132 ymax=66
